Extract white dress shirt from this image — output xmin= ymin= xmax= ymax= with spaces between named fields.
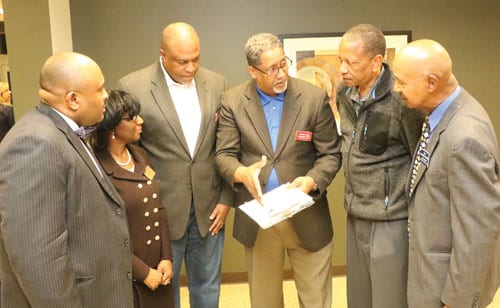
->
xmin=161 ymin=62 xmax=201 ymax=158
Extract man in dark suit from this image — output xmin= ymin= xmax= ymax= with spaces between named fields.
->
xmin=0 ymin=52 xmax=133 ymax=307
xmin=118 ymin=22 xmax=232 ymax=308
xmin=216 ymin=33 xmax=342 ymax=307
xmin=393 ymin=39 xmax=500 ymax=308
xmin=0 ymin=102 xmax=14 ymax=142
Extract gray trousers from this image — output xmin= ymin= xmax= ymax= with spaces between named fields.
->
xmin=346 ymin=214 xmax=409 ymax=308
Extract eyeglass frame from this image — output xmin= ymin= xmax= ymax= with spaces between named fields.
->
xmin=121 ymin=115 xmax=139 ymax=122
xmin=251 ymin=56 xmax=293 ymax=78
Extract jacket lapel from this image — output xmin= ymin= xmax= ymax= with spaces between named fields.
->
xmin=274 ymin=79 xmax=301 ymax=157
xmin=149 ymin=61 xmax=191 ymax=157
xmin=38 ymin=104 xmax=124 ymax=207
xmin=243 ymin=81 xmax=274 ymax=156
xmin=409 ymin=94 xmax=464 ymax=195
xmin=192 ymin=75 xmax=211 ymax=159
xmin=97 ymin=146 xmax=147 ymax=182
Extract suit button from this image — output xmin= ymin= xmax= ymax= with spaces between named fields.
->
xmin=154 ymin=221 xmax=159 ymax=227
xmin=143 ymin=197 xmax=149 ymax=203
xmin=127 ymin=272 xmax=132 ymax=280
xmin=153 ymin=207 xmax=158 ymax=213
xmin=124 ymin=239 xmax=129 ymax=247
xmin=155 ymin=235 xmax=160 ymax=241
xmin=144 ymin=211 xmax=150 ymax=217
xmin=146 ymin=225 xmax=151 ymax=231
xmin=138 ymin=184 xmax=143 ymax=189
xmin=146 ymin=240 xmax=152 ymax=245
xmin=116 ymin=209 xmax=121 ymax=216
xmin=152 ymin=193 xmax=158 ymax=199
xmin=147 ymin=180 xmax=152 ymax=186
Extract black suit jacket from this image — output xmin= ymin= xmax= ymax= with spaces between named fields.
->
xmin=0 ymin=103 xmax=14 ymax=142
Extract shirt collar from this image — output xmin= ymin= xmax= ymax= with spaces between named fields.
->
xmin=256 ymin=86 xmax=285 ymax=106
xmin=160 ymin=57 xmax=196 ymax=89
xmin=51 ymin=107 xmax=79 ymax=131
xmin=428 ymin=86 xmax=461 ymax=133
xmin=348 ymin=65 xmax=385 ymax=103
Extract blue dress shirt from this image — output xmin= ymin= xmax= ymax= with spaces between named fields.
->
xmin=429 ymin=86 xmax=461 ymax=135
xmin=256 ymin=86 xmax=285 ymax=192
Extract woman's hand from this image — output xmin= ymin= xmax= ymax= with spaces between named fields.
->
xmin=157 ymin=260 xmax=173 ymax=285
xmin=143 ymin=268 xmax=163 ymax=290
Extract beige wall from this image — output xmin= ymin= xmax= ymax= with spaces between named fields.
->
xmin=4 ymin=0 xmax=500 ymax=275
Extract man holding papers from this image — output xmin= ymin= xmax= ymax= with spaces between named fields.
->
xmin=216 ymin=32 xmax=342 ymax=308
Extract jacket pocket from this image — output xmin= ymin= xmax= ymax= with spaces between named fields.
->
xmin=359 ymin=111 xmax=390 ymax=155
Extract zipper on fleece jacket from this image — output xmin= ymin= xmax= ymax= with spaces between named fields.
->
xmin=384 ymin=167 xmax=390 ymax=210
xmin=346 ymin=129 xmax=357 ymax=213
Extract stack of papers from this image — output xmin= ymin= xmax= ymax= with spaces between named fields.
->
xmin=239 ymin=183 xmax=315 ymax=229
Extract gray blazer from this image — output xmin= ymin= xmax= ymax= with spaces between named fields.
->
xmin=0 ymin=104 xmax=133 ymax=307
xmin=118 ymin=62 xmax=233 ymax=240
xmin=215 ymin=78 xmax=342 ymax=252
xmin=407 ymin=88 xmax=500 ymax=308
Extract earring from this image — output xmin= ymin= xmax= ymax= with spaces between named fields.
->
xmin=111 ymin=132 xmax=116 ymax=140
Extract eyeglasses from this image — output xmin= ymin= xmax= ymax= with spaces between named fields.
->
xmin=121 ymin=115 xmax=139 ymax=122
xmin=252 ymin=56 xmax=292 ymax=78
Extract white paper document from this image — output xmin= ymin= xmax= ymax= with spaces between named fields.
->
xmin=239 ymin=183 xmax=315 ymax=229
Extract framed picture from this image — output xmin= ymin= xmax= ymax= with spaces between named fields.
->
xmin=279 ymin=31 xmax=411 ymax=134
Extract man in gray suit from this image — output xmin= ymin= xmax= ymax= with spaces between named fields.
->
xmin=118 ymin=22 xmax=232 ymax=308
xmin=0 ymin=52 xmax=133 ymax=307
xmin=216 ymin=33 xmax=342 ymax=308
xmin=393 ymin=39 xmax=500 ymax=308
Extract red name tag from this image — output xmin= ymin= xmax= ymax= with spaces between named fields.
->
xmin=295 ymin=131 xmax=312 ymax=141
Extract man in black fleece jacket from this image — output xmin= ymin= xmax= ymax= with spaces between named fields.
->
xmin=336 ymin=24 xmax=424 ymax=308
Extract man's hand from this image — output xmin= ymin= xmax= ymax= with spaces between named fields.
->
xmin=209 ymin=203 xmax=231 ymax=235
xmin=288 ymin=176 xmax=317 ymax=194
xmin=234 ymin=155 xmax=267 ymax=203
xmin=157 ymin=260 xmax=173 ymax=286
xmin=144 ymin=268 xmax=163 ymax=290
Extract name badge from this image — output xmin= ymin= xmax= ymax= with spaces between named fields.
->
xmin=144 ymin=165 xmax=156 ymax=180
xmin=295 ymin=131 xmax=312 ymax=142
xmin=419 ymin=149 xmax=430 ymax=167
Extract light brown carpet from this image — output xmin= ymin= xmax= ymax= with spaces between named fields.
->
xmin=181 ymin=276 xmax=500 ymax=308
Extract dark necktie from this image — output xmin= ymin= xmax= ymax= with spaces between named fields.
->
xmin=409 ymin=116 xmax=430 ymax=197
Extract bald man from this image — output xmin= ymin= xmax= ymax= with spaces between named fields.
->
xmin=118 ymin=22 xmax=232 ymax=308
xmin=393 ymin=40 xmax=500 ymax=308
xmin=0 ymin=52 xmax=134 ymax=307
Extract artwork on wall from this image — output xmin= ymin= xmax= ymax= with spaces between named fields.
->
xmin=279 ymin=31 xmax=411 ymax=134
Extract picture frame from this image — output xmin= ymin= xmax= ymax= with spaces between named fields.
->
xmin=279 ymin=31 xmax=411 ymax=134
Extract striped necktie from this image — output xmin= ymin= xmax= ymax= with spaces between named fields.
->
xmin=409 ymin=116 xmax=430 ymax=197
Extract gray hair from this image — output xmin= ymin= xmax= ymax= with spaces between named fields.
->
xmin=343 ymin=24 xmax=386 ymax=58
xmin=244 ymin=33 xmax=283 ymax=67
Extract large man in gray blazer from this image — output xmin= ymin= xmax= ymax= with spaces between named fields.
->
xmin=393 ymin=40 xmax=500 ymax=308
xmin=216 ymin=33 xmax=342 ymax=308
xmin=118 ymin=22 xmax=232 ymax=308
xmin=0 ymin=52 xmax=133 ymax=307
